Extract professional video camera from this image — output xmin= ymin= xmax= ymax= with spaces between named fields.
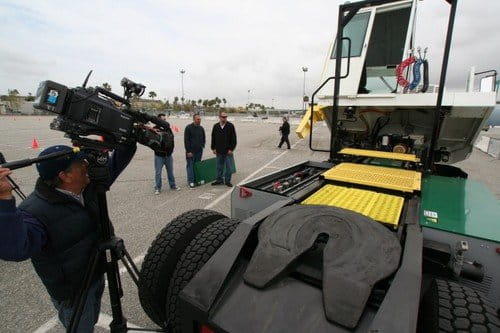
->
xmin=0 ymin=72 xmax=175 ymax=333
xmin=33 ymin=71 xmax=171 ymax=153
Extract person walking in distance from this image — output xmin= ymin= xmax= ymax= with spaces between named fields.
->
xmin=278 ymin=116 xmax=291 ymax=149
xmin=153 ymin=113 xmax=180 ymax=194
xmin=211 ymin=112 xmax=237 ymax=187
xmin=184 ymin=113 xmax=205 ymax=188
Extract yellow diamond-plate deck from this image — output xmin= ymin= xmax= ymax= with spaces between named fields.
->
xmin=302 ymin=184 xmax=404 ymax=227
xmin=339 ymin=148 xmax=420 ymax=162
xmin=322 ymin=163 xmax=421 ymax=192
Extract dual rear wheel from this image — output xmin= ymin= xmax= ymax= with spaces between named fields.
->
xmin=138 ymin=209 xmax=239 ymax=330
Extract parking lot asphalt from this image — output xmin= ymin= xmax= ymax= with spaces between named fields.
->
xmin=0 ymin=115 xmax=498 ymax=332
xmin=0 ymin=115 xmax=333 ymax=332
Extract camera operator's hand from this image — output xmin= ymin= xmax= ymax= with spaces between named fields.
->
xmin=212 ymin=149 xmax=217 ymax=155
xmin=186 ymin=152 xmax=193 ymax=158
xmin=0 ymin=168 xmax=14 ymax=200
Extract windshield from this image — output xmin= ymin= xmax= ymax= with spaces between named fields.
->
xmin=332 ymin=11 xmax=370 ymax=59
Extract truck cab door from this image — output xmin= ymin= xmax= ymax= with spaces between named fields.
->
xmin=318 ymin=0 xmax=416 ymax=98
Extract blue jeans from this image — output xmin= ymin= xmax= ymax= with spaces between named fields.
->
xmin=186 ymin=150 xmax=203 ymax=184
xmin=51 ymin=276 xmax=105 ymax=332
xmin=154 ymin=155 xmax=177 ymax=190
xmin=216 ymin=153 xmax=234 ymax=183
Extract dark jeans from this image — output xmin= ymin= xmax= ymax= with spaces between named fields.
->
xmin=51 ymin=276 xmax=105 ymax=332
xmin=154 ymin=155 xmax=176 ymax=190
xmin=186 ymin=150 xmax=203 ymax=184
xmin=216 ymin=153 xmax=234 ymax=184
xmin=278 ymin=135 xmax=290 ymax=149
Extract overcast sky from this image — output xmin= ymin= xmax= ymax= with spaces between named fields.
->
xmin=1 ymin=0 xmax=499 ymax=109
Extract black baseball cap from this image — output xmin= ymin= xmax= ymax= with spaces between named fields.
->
xmin=36 ymin=145 xmax=86 ymax=180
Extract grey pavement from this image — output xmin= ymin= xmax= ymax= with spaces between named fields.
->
xmin=0 ymin=115 xmax=498 ymax=332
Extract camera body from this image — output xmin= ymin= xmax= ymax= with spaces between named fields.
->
xmin=34 ymin=77 xmax=169 ymax=152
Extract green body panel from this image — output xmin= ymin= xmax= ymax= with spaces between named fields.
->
xmin=366 ymin=158 xmax=404 ymax=168
xmin=194 ymin=157 xmax=236 ymax=186
xmin=420 ymin=174 xmax=500 ymax=243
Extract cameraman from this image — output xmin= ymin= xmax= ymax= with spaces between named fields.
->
xmin=0 ymin=143 xmax=136 ymax=332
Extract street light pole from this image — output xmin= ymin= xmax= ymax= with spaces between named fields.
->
xmin=302 ymin=66 xmax=308 ymax=114
xmin=180 ymin=69 xmax=186 ymax=111
xmin=247 ymin=89 xmax=251 ymax=110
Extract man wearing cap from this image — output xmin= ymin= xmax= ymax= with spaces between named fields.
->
xmin=0 ymin=143 xmax=136 ymax=332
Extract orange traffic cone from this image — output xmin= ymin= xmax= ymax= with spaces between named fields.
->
xmin=31 ymin=138 xmax=40 ymax=149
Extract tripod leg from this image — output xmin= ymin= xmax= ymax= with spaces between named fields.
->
xmin=68 ymin=249 xmax=101 ymax=333
xmin=105 ymin=249 xmax=128 ymax=333
xmin=120 ymin=248 xmax=140 ymax=286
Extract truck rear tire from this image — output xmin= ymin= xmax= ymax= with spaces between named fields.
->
xmin=138 ymin=209 xmax=226 ymax=327
xmin=418 ymin=278 xmax=500 ymax=332
xmin=165 ymin=217 xmax=240 ymax=333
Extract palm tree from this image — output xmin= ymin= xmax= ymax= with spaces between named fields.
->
xmin=148 ymin=91 xmax=157 ymax=100
xmin=173 ymin=96 xmax=180 ymax=111
xmin=197 ymin=99 xmax=202 ymax=106
xmin=8 ymin=89 xmax=19 ymax=96
xmin=214 ymin=97 xmax=221 ymax=109
xmin=222 ymin=98 xmax=227 ymax=107
xmin=102 ymin=83 xmax=112 ymax=91
xmin=7 ymin=89 xmax=21 ymax=111
xmin=25 ymin=92 xmax=35 ymax=102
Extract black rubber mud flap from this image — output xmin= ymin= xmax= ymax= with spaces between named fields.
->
xmin=244 ymin=205 xmax=402 ymax=329
xmin=138 ymin=209 xmax=226 ymax=327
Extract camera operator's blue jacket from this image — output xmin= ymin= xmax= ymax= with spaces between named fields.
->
xmin=0 ymin=144 xmax=136 ymax=302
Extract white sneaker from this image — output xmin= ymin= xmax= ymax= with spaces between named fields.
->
xmin=171 ymin=186 xmax=181 ymax=191
xmin=189 ymin=183 xmax=195 ymax=189
xmin=154 ymin=190 xmax=160 ymax=195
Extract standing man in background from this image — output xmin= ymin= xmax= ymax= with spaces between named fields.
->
xmin=211 ymin=112 xmax=237 ymax=187
xmin=153 ymin=113 xmax=180 ymax=194
xmin=278 ymin=116 xmax=291 ymax=149
xmin=184 ymin=113 xmax=205 ymax=188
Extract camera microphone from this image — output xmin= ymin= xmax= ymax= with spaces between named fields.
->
xmin=0 ymin=148 xmax=81 ymax=171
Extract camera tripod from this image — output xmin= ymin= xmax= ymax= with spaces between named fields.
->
xmin=67 ymin=149 xmax=165 ymax=333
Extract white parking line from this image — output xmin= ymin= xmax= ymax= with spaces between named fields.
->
xmin=32 ymin=140 xmax=301 ymax=332
xmin=32 ymin=316 xmax=59 ymax=333
xmin=205 ymin=139 xmax=302 ymax=209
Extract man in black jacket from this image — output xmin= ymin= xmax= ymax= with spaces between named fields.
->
xmin=184 ymin=113 xmax=205 ymax=188
xmin=0 ymin=143 xmax=136 ymax=332
xmin=278 ymin=116 xmax=291 ymax=149
xmin=153 ymin=113 xmax=179 ymax=194
xmin=211 ymin=112 xmax=237 ymax=187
